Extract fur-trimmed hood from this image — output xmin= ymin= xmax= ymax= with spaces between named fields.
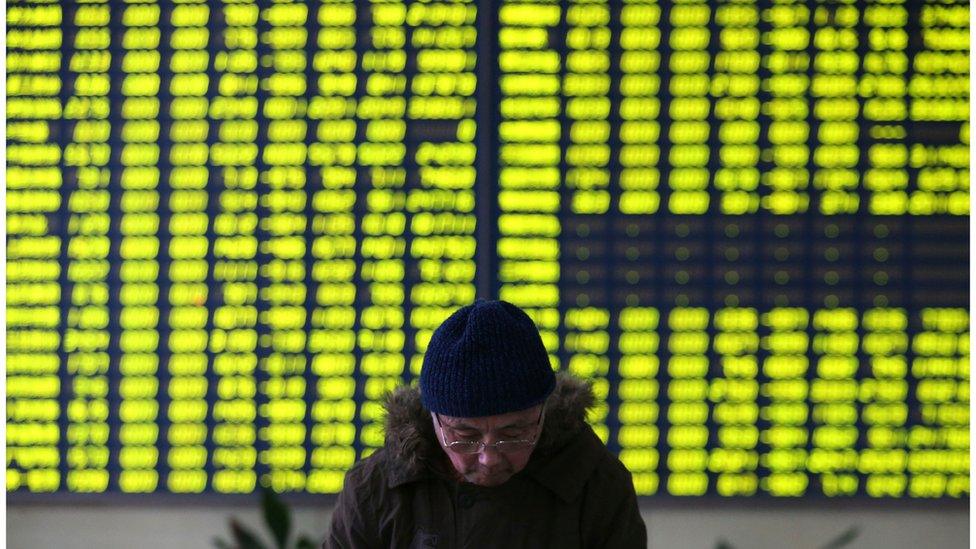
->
xmin=324 ymin=372 xmax=648 ymax=547
xmin=382 ymin=372 xmax=596 ymax=483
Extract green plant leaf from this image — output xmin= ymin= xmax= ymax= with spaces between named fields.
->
xmin=212 ymin=536 xmax=234 ymax=549
xmin=295 ymin=536 xmax=318 ymax=549
xmin=819 ymin=526 xmax=860 ymax=549
xmin=262 ymin=487 xmax=291 ymax=549
xmin=231 ymin=517 xmax=267 ymax=549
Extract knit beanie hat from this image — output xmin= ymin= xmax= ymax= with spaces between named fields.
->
xmin=420 ymin=299 xmax=556 ymax=417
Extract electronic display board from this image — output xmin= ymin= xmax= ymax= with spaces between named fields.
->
xmin=6 ymin=0 xmax=969 ymax=500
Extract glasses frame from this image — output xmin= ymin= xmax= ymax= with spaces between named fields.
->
xmin=434 ymin=402 xmax=547 ymax=455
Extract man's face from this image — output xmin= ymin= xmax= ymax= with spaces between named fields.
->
xmin=431 ymin=404 xmax=544 ymax=487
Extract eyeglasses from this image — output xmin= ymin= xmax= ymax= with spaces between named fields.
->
xmin=435 ymin=403 xmax=546 ymax=455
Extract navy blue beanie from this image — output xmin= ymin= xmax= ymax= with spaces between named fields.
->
xmin=420 ymin=299 xmax=555 ymax=417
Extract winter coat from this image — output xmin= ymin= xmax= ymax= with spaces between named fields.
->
xmin=323 ymin=373 xmax=647 ymax=548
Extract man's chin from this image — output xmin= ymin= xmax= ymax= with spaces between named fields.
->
xmin=467 ymin=472 xmax=511 ymax=487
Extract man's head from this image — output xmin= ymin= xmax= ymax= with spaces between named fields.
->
xmin=431 ymin=402 xmax=544 ymax=486
xmin=420 ymin=300 xmax=555 ymax=486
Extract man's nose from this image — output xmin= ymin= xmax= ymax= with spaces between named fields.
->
xmin=478 ymin=444 xmax=503 ymax=467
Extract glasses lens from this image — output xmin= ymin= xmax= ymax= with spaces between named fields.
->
xmin=448 ymin=440 xmax=534 ymax=454
xmin=494 ymin=440 xmax=533 ymax=453
xmin=449 ymin=442 xmax=481 ymax=454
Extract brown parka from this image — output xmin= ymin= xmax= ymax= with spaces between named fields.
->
xmin=323 ymin=373 xmax=647 ymax=548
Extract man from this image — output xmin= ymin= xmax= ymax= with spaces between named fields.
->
xmin=325 ymin=299 xmax=647 ymax=548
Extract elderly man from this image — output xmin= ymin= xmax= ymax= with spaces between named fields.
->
xmin=325 ymin=299 xmax=646 ymax=548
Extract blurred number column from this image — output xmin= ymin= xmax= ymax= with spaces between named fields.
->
xmin=808 ymin=307 xmax=859 ymax=497
xmin=164 ymin=1 xmax=212 ymax=494
xmin=256 ymin=0 xmax=310 ymax=494
xmin=904 ymin=3 xmax=969 ymax=215
xmin=405 ymin=2 xmax=480 ymax=377
xmin=63 ymin=1 xmax=112 ymax=494
xmin=862 ymin=2 xmax=909 ymax=215
xmin=759 ymin=308 xmax=813 ymax=495
xmin=616 ymin=307 xmax=660 ymax=495
xmin=116 ymin=1 xmax=163 ymax=494
xmin=495 ymin=0 xmax=562 ymax=367
xmin=713 ymin=2 xmax=760 ymax=215
xmin=355 ymin=1 xmax=410 ymax=458
xmin=210 ymin=0 xmax=260 ymax=495
xmin=859 ymin=307 xmax=909 ymax=497
xmin=306 ymin=0 xmax=359 ymax=494
xmin=6 ymin=1 xmax=64 ymax=494
xmin=810 ymin=4 xmax=859 ymax=215
xmin=710 ymin=307 xmax=759 ymax=496
xmin=665 ymin=2 xmax=710 ymax=216
xmin=909 ymin=309 xmax=969 ymax=497
xmin=759 ymin=1 xmax=810 ymax=215
xmin=562 ymin=0 xmax=612 ymax=449
xmin=663 ymin=307 xmax=709 ymax=496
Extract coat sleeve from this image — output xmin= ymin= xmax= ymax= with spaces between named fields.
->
xmin=322 ymin=465 xmax=381 ymax=549
xmin=581 ymin=456 xmax=648 ymax=549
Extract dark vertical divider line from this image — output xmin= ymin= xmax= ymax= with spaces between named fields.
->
xmin=702 ymin=1 xmax=718 ymax=497
xmin=476 ymin=0 xmax=496 ymax=300
xmin=301 ymin=0 xmax=320 ymax=497
xmin=554 ymin=0 xmax=569 ymax=374
xmin=253 ymin=0 xmax=271 ymax=489
xmin=655 ymin=0 xmax=672 ymax=499
xmin=202 ymin=0 xmax=220 ymax=494
xmin=155 ymin=0 xmax=173 ymax=493
xmin=900 ymin=0 xmax=920 ymax=480
xmin=106 ymin=2 xmax=120 ymax=491
xmin=55 ymin=2 xmax=74 ymax=494
xmin=349 ymin=0 xmax=369 ymax=467
xmin=605 ymin=0 xmax=621 ymax=459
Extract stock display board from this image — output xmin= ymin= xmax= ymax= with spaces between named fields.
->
xmin=6 ymin=0 xmax=969 ymax=500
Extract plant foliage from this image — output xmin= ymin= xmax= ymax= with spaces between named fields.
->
xmin=213 ymin=488 xmax=318 ymax=549
xmin=715 ymin=525 xmax=860 ymax=549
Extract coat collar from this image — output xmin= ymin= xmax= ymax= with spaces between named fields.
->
xmin=382 ymin=372 xmax=601 ymax=502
